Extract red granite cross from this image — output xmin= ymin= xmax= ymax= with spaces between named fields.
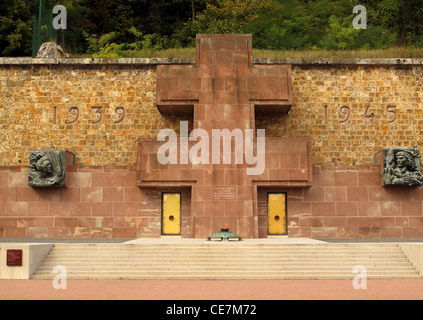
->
xmin=137 ymin=34 xmax=312 ymax=238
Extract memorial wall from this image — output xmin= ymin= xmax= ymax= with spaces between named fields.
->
xmin=1 ymin=36 xmax=423 ymax=239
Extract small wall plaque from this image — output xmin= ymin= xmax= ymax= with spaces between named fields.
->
xmin=7 ymin=249 xmax=23 ymax=266
xmin=213 ymin=186 xmax=236 ymax=200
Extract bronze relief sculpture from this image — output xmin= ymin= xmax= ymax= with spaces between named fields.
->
xmin=381 ymin=146 xmax=423 ymax=186
xmin=28 ymin=149 xmax=67 ymax=187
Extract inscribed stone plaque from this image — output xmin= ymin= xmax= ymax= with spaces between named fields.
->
xmin=7 ymin=249 xmax=23 ymax=266
xmin=213 ymin=187 xmax=236 ymax=200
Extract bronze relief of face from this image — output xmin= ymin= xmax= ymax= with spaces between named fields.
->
xmin=395 ymin=154 xmax=407 ymax=168
xmin=37 ymin=157 xmax=53 ymax=175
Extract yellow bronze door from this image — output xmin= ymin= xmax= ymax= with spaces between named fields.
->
xmin=268 ymin=193 xmax=287 ymax=235
xmin=162 ymin=193 xmax=181 ymax=235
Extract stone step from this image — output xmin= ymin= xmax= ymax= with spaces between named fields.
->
xmin=46 ymin=246 xmax=405 ymax=251
xmin=48 ymin=245 xmax=405 ymax=252
xmin=32 ymin=272 xmax=420 ymax=279
xmin=32 ymin=242 xmax=420 ymax=280
xmin=32 ymin=274 xmax=421 ymax=280
xmin=34 ymin=272 xmax=417 ymax=279
xmin=51 ymin=244 xmax=401 ymax=246
xmin=50 ymin=244 xmax=402 ymax=246
xmin=31 ymin=276 xmax=421 ymax=280
xmin=37 ymin=265 xmax=415 ymax=273
xmin=50 ymin=244 xmax=403 ymax=250
xmin=38 ymin=259 xmax=413 ymax=266
xmin=41 ymin=255 xmax=414 ymax=262
xmin=47 ymin=245 xmax=406 ymax=252
xmin=41 ymin=254 xmax=408 ymax=260
xmin=40 ymin=259 xmax=407 ymax=266
xmin=49 ymin=251 xmax=405 ymax=256
xmin=49 ymin=249 xmax=404 ymax=254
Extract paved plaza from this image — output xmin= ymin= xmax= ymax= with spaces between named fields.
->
xmin=1 ymin=279 xmax=423 ymax=300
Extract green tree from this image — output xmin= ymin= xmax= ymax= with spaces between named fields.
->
xmin=246 ymin=0 xmax=333 ymax=50
xmin=196 ymin=0 xmax=271 ymax=34
xmin=319 ymin=14 xmax=362 ymax=50
xmin=1 ymin=0 xmax=422 ymax=57
xmin=247 ymin=0 xmax=409 ymax=50
xmin=355 ymin=0 xmax=423 ymax=46
xmin=0 ymin=0 xmax=33 ymax=56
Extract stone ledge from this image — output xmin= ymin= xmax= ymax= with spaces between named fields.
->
xmin=0 ymin=57 xmax=195 ymax=65
xmin=0 ymin=243 xmax=53 ymax=279
xmin=1 ymin=57 xmax=423 ymax=66
xmin=399 ymin=243 xmax=423 ymax=276
xmin=254 ymin=57 xmax=423 ymax=65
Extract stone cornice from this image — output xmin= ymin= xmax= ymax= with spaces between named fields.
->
xmin=1 ymin=57 xmax=423 ymax=66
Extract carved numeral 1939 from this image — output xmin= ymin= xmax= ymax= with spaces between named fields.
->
xmin=54 ymin=106 xmax=126 ymax=124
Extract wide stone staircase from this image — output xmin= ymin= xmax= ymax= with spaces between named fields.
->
xmin=31 ymin=242 xmax=421 ymax=280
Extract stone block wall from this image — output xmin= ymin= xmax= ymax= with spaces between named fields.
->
xmin=3 ymin=163 xmax=422 ymax=239
xmin=0 ymin=62 xmax=184 ymax=166
xmin=0 ymin=166 xmax=191 ymax=238
xmin=1 ymin=60 xmax=423 ymax=167
xmin=258 ymin=165 xmax=423 ymax=238
xmin=256 ymin=64 xmax=423 ymax=165
xmin=137 ymin=136 xmax=312 ymax=239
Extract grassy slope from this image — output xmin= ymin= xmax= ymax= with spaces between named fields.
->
xmin=71 ymin=47 xmax=423 ymax=59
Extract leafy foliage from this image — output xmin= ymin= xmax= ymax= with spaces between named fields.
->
xmin=196 ymin=0 xmax=272 ymax=34
xmin=0 ymin=0 xmax=33 ymax=56
xmin=0 ymin=0 xmax=422 ymax=57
